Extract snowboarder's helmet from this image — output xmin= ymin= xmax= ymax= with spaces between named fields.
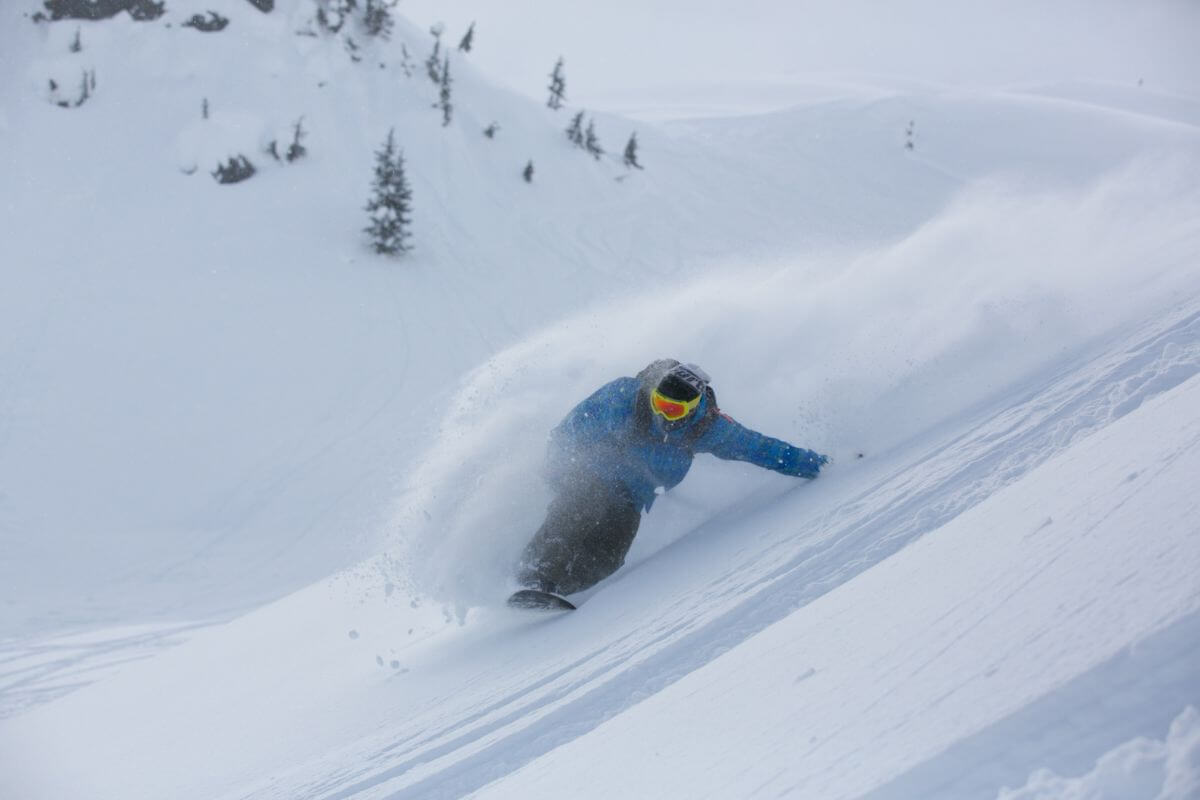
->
xmin=651 ymin=363 xmax=710 ymax=421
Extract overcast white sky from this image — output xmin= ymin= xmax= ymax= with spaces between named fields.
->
xmin=400 ymin=0 xmax=1200 ymax=117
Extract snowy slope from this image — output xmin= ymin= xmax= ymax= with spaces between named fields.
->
xmin=3 ymin=1 xmax=1200 ymax=798
xmin=4 ymin=271 xmax=1199 ymax=800
xmin=397 ymin=0 xmax=1200 ymax=117
xmin=468 ymin=325 xmax=1200 ymax=800
xmin=5 ymin=0 xmax=913 ymax=636
xmin=7 ymin=0 xmax=1192 ymax=641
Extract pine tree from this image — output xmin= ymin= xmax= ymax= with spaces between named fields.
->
xmin=74 ymin=69 xmax=94 ymax=107
xmin=364 ymin=128 xmax=413 ymax=255
xmin=437 ymin=56 xmax=452 ymax=126
xmin=363 ymin=0 xmax=393 ymax=39
xmin=523 ymin=160 xmax=534 ymax=183
xmin=458 ymin=21 xmax=474 ymax=52
xmin=286 ymin=116 xmax=308 ymax=162
xmin=546 ymin=57 xmax=566 ymax=110
xmin=317 ymin=0 xmax=355 ymax=33
xmin=584 ymin=118 xmax=603 ymax=160
xmin=622 ymin=131 xmax=643 ymax=169
xmin=425 ymin=25 xmax=443 ymax=84
xmin=398 ymin=43 xmax=414 ymax=77
xmin=565 ymin=110 xmax=585 ymax=147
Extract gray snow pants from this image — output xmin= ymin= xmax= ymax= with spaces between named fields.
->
xmin=517 ymin=470 xmax=642 ymax=596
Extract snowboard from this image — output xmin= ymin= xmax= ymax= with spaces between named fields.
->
xmin=507 ymin=589 xmax=576 ymax=611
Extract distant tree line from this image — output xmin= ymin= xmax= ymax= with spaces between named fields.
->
xmin=361 ymin=37 xmax=650 ymax=256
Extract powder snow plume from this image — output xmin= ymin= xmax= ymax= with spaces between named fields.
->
xmin=385 ymin=154 xmax=1200 ymax=608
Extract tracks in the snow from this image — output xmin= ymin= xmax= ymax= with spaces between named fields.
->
xmin=258 ymin=301 xmax=1200 ymax=800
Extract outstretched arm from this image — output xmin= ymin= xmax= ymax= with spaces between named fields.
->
xmin=695 ymin=413 xmax=827 ymax=479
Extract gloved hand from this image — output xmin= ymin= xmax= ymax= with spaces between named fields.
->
xmin=793 ymin=449 xmax=827 ymax=479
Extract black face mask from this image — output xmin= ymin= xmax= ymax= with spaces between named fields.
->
xmin=660 ymin=417 xmax=690 ymax=434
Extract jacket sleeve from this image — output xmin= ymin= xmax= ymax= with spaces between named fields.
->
xmin=694 ymin=412 xmax=826 ymax=479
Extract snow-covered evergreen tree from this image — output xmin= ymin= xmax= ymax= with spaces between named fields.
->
xmin=622 ymin=131 xmax=643 ymax=169
xmin=546 ymin=57 xmax=566 ymax=110
xmin=425 ymin=25 xmax=443 ymax=84
xmin=457 ymin=21 xmax=474 ymax=52
xmin=397 ymin=42 xmax=414 ymax=77
xmin=316 ymin=0 xmax=355 ymax=34
xmin=286 ymin=117 xmax=308 ymax=162
xmin=565 ymin=111 xmax=585 ymax=147
xmin=70 ymin=69 xmax=95 ymax=107
xmin=364 ymin=128 xmax=413 ymax=255
xmin=363 ymin=0 xmax=393 ymax=39
xmin=437 ymin=57 xmax=452 ymax=126
xmin=523 ymin=160 xmax=534 ymax=183
xmin=584 ymin=118 xmax=603 ymax=160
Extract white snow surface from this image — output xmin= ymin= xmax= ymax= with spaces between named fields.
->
xmin=2 ymin=2 xmax=1200 ymax=798
xmin=997 ymin=707 xmax=1200 ymax=800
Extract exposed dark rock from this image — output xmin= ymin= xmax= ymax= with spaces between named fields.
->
xmin=41 ymin=0 xmax=165 ymax=21
xmin=182 ymin=10 xmax=228 ymax=31
xmin=211 ymin=155 xmax=256 ymax=184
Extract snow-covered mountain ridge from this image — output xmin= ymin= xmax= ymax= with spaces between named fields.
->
xmin=2 ymin=2 xmax=1199 ymax=798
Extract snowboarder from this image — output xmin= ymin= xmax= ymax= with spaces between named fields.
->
xmin=515 ymin=359 xmax=828 ymax=602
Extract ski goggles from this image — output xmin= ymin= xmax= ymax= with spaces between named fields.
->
xmin=650 ymin=388 xmax=701 ymax=421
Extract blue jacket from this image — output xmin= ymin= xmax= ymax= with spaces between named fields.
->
xmin=545 ymin=377 xmax=825 ymax=511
